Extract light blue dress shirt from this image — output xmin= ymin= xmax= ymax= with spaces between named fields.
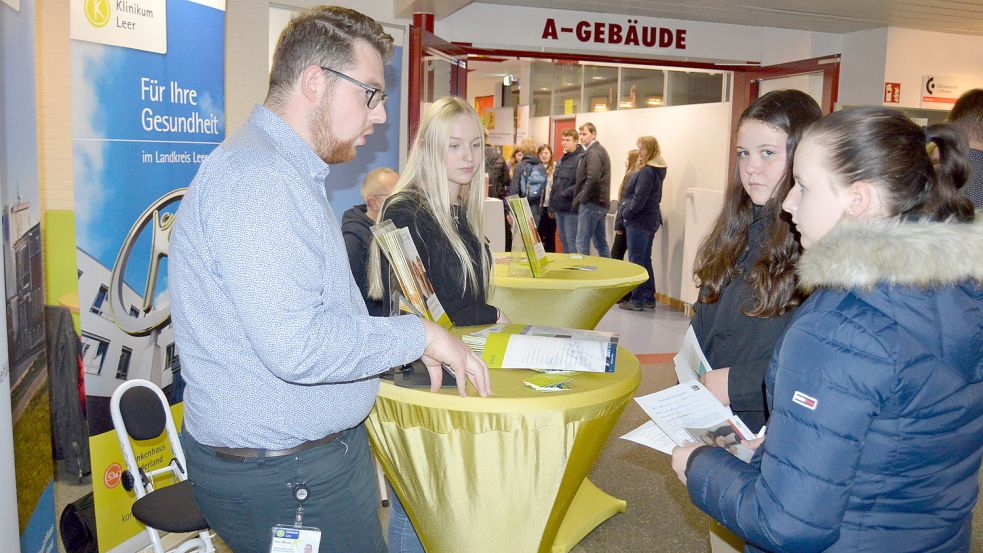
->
xmin=170 ymin=105 xmax=425 ymax=449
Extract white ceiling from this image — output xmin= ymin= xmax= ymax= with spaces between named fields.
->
xmin=400 ymin=0 xmax=983 ymax=36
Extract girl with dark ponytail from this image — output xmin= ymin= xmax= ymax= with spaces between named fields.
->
xmin=674 ymin=107 xmax=983 ymax=553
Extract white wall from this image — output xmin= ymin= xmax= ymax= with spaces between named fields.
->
xmin=837 ymin=28 xmax=889 ymax=107
xmin=574 ymin=102 xmax=732 ymax=301
xmin=883 ymin=27 xmax=983 ymax=109
xmin=467 ymin=74 xmax=499 ymax=107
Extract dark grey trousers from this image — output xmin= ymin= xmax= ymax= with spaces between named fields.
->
xmin=182 ymin=424 xmax=386 ymax=553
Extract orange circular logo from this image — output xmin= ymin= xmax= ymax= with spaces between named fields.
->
xmin=104 ymin=463 xmax=122 ymax=489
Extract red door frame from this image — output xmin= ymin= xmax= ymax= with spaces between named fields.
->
xmin=407 ymin=15 xmax=469 ymax=142
xmin=727 ymin=55 xmax=841 ymax=178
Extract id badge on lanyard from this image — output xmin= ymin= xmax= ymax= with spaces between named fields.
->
xmin=270 ymin=483 xmax=321 ymax=553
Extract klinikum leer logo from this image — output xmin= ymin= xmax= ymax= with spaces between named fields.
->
xmin=84 ymin=0 xmax=111 ymax=27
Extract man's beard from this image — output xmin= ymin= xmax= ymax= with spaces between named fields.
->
xmin=310 ymin=101 xmax=358 ymax=164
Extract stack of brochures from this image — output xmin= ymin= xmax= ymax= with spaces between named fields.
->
xmin=621 ymin=326 xmax=757 ymax=462
xmin=505 ymin=194 xmax=548 ymax=277
xmin=464 ymin=324 xmax=618 ymax=374
xmin=371 ymin=220 xmax=452 ymax=329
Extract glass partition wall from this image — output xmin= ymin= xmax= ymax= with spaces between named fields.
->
xmin=527 ymin=62 xmax=729 ymax=117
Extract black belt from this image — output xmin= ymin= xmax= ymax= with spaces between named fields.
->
xmin=207 ymin=432 xmax=342 ymax=462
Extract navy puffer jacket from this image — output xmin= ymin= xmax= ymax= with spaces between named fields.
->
xmin=686 ymin=217 xmax=983 ymax=553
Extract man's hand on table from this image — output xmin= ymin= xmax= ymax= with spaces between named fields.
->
xmin=421 ymin=319 xmax=493 ymax=397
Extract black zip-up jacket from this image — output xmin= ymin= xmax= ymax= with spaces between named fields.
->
xmin=691 ymin=206 xmax=797 ymax=432
xmin=551 ymin=145 xmax=584 ymax=213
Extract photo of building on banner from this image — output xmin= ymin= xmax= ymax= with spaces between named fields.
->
xmin=1 ymin=0 xmax=56 ymax=550
xmin=371 ymin=221 xmax=452 ymax=329
xmin=506 ymin=194 xmax=548 ymax=277
xmin=68 ymin=0 xmax=226 ymax=551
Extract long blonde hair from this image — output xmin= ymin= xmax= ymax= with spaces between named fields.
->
xmin=367 ymin=96 xmax=490 ymax=301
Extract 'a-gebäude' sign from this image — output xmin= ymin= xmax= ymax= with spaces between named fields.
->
xmin=541 ymin=17 xmax=687 ymax=50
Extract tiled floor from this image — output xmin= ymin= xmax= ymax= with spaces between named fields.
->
xmin=595 ymin=301 xmax=691 ymax=356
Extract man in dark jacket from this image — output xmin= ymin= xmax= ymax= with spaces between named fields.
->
xmin=484 ymin=131 xmax=512 ymax=250
xmin=552 ymin=128 xmax=584 ymax=253
xmin=342 ymin=167 xmax=398 ymax=315
xmin=573 ymin=122 xmax=611 ymax=257
xmin=484 ymin=135 xmax=509 ymax=200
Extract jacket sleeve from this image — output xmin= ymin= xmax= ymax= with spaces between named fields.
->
xmin=342 ymin=226 xmax=371 ymax=305
xmin=727 ymin=356 xmax=770 ymax=415
xmin=621 ymin=167 xmax=664 ymax=223
xmin=574 ymin=149 xmax=601 ymax=205
xmin=686 ymin=308 xmax=892 ymax=553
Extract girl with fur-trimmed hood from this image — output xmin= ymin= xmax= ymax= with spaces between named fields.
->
xmin=674 ymin=107 xmax=983 ymax=553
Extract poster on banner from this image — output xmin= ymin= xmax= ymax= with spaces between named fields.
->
xmin=487 ymin=107 xmax=514 ymax=146
xmin=2 ymin=0 xmax=56 ymax=551
xmin=70 ymin=0 xmax=225 ymax=550
xmin=920 ymin=74 xmax=983 ymax=109
xmin=515 ymin=105 xmax=530 ymax=143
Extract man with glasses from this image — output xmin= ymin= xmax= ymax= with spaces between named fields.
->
xmin=170 ymin=7 xmax=491 ymax=553
xmin=343 ymin=166 xmax=398 ymax=315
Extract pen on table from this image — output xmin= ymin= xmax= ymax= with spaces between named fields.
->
xmin=756 ymin=425 xmax=767 ymax=439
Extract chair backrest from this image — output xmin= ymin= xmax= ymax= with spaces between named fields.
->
xmin=118 ymin=385 xmax=167 ymax=441
xmin=110 ymin=379 xmax=188 ymax=496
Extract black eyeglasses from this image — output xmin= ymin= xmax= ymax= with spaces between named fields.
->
xmin=321 ymin=67 xmax=387 ymax=109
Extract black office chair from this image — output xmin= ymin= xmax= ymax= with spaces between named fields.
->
xmin=110 ymin=379 xmax=214 ymax=553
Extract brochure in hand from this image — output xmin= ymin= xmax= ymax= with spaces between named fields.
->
xmin=464 ymin=324 xmax=618 ymax=373
xmin=371 ymin=220 xmax=452 ymax=329
xmin=623 ymin=382 xmax=756 ymax=462
xmin=505 ymin=194 xmax=548 ymax=277
xmin=673 ymin=325 xmax=713 ymax=383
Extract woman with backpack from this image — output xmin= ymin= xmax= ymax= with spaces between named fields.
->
xmin=510 ymin=139 xmax=548 ymax=222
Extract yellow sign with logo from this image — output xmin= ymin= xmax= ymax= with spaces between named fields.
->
xmin=83 ymin=0 xmax=110 ymax=27
xmin=90 ymin=404 xmax=184 ymax=552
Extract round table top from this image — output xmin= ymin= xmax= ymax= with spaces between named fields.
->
xmin=378 ymin=335 xmax=640 ymax=414
xmin=493 ymin=252 xmax=647 ymax=290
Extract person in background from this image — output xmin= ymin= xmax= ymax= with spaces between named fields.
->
xmin=574 ymin=122 xmax=612 ymax=257
xmin=692 ymin=90 xmax=821 ymax=433
xmin=484 ymin=129 xmax=510 ymax=200
xmin=536 ymin=143 xmax=557 ymax=252
xmin=551 ymin=128 xmax=584 ymax=253
xmin=948 ymin=88 xmax=983 ymax=208
xmin=508 ymin=147 xmax=524 ymax=178
xmin=367 ymin=96 xmax=508 ymax=553
xmin=618 ymin=137 xmax=666 ymax=311
xmin=675 ymin=106 xmax=982 ymax=553
xmin=689 ymin=89 xmax=821 ymax=553
xmin=611 ymin=149 xmax=640 ymax=263
xmin=343 ymin=167 xmax=398 ymax=315
xmin=169 ymin=8 xmax=490 ymax=553
xmin=510 ymin=139 xmax=546 ymax=222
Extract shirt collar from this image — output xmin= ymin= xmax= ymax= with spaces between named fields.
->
xmin=249 ymin=105 xmax=331 ymax=184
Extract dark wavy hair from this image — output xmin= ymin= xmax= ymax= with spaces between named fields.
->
xmin=806 ymin=107 xmax=973 ymax=223
xmin=693 ymin=90 xmax=822 ymax=317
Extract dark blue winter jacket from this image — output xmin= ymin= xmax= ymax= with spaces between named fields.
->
xmin=686 ymin=217 xmax=983 ymax=553
xmin=619 ymin=160 xmax=666 ymax=231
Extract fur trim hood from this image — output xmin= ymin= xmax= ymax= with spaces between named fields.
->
xmin=646 ymin=155 xmax=667 ymax=168
xmin=797 ymin=216 xmax=983 ymax=292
